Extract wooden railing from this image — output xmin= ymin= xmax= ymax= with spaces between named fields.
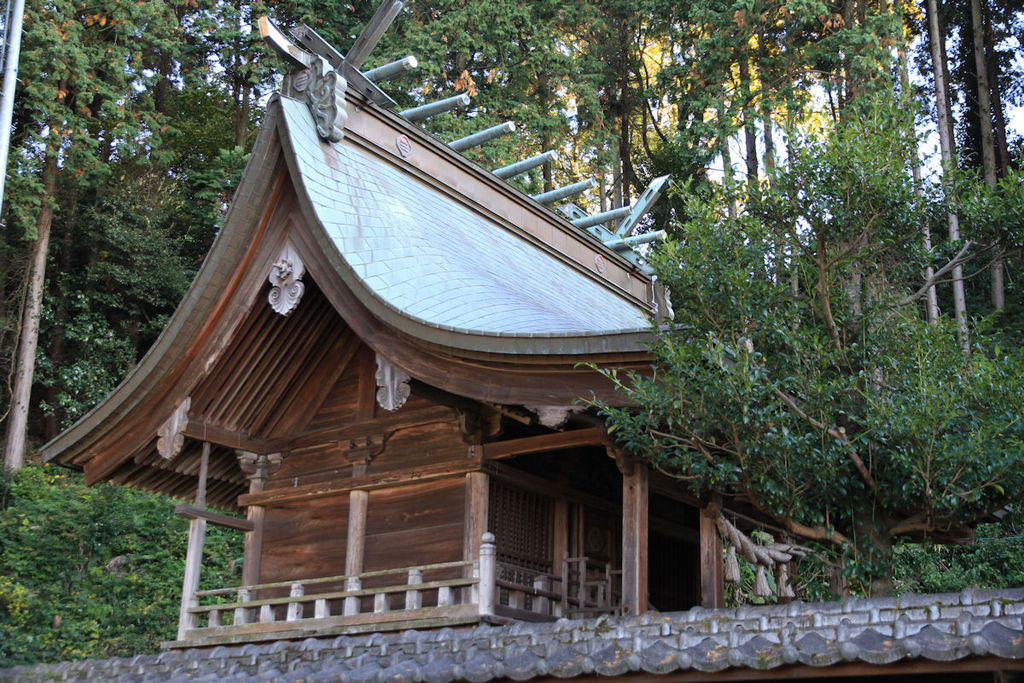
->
xmin=175 ymin=533 xmax=498 ymax=645
xmin=495 ymin=554 xmax=621 ymax=620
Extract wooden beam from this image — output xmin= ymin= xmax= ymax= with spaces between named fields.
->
xmin=484 ymin=461 xmax=619 ymax=516
xmin=268 ymin=405 xmax=454 ymax=452
xmin=174 ymin=504 xmax=255 ymax=532
xmin=183 ymin=420 xmax=274 ymax=454
xmin=700 ymin=502 xmax=725 ymax=609
xmin=621 ymin=464 xmax=648 ymax=616
xmin=480 ymin=427 xmax=605 ymax=461
xmin=238 ymin=460 xmax=479 ymax=507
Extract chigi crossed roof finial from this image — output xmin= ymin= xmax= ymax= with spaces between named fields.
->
xmin=259 ymin=1 xmax=671 ymax=274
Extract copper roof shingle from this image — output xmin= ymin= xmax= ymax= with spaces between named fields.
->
xmin=278 ymin=96 xmax=651 ymax=338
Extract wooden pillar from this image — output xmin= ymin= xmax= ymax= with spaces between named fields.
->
xmin=620 ymin=462 xmax=649 ymax=615
xmin=700 ymin=501 xmax=725 ymax=609
xmin=463 ymin=471 xmax=489 ymax=561
xmin=346 ymin=490 xmax=369 ymax=575
xmin=177 ymin=441 xmax=210 ymax=641
xmin=237 ymin=452 xmax=280 ymax=587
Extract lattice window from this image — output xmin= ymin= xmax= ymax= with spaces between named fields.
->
xmin=488 ymin=480 xmax=553 ymax=572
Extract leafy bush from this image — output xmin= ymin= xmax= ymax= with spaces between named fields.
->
xmin=0 ymin=464 xmax=243 ymax=666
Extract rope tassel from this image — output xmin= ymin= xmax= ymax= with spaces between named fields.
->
xmin=778 ymin=563 xmax=795 ymax=599
xmin=754 ymin=565 xmax=771 ymax=598
xmin=725 ymin=544 xmax=741 ymax=583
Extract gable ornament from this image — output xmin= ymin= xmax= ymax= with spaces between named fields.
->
xmin=268 ymin=243 xmax=306 ymax=316
xmin=156 ymin=397 xmax=191 ymax=460
xmin=375 ymin=353 xmax=410 ymax=412
xmin=286 ymin=55 xmax=348 ymax=143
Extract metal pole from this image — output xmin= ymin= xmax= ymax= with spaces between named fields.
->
xmin=363 ymin=55 xmax=417 ymax=82
xmin=492 ymin=150 xmax=556 ymax=179
xmin=531 ymin=178 xmax=596 ymax=205
xmin=603 ymin=230 xmax=667 ymax=249
xmin=571 ymin=206 xmax=632 ymax=229
xmin=0 ymin=0 xmax=26 ymax=222
xmin=448 ymin=121 xmax=515 ymax=152
xmin=401 ymin=93 xmax=471 ymax=122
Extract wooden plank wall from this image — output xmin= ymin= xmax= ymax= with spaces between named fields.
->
xmin=363 ymin=479 xmax=465 ymax=571
xmin=257 ymin=343 xmax=473 ymax=582
xmin=261 ymin=496 xmax=350 ymax=583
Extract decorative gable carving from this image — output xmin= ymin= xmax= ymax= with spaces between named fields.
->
xmin=287 ymin=57 xmax=348 ymax=143
xmin=268 ymin=242 xmax=305 ymax=316
xmin=157 ymin=397 xmax=191 ymax=460
xmin=375 ymin=354 xmax=410 ymax=411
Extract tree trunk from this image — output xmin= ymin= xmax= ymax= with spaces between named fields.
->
xmin=970 ymin=0 xmax=1002 ymax=311
xmin=3 ymin=152 xmax=57 ymax=469
xmin=926 ymin=0 xmax=969 ymax=354
xmin=739 ymin=58 xmax=758 ymax=187
xmin=900 ymin=48 xmax=939 ymax=322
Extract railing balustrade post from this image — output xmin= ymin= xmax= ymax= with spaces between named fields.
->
xmin=235 ymin=588 xmax=251 ymax=625
xmin=374 ymin=592 xmax=390 ymax=613
xmin=405 ymin=568 xmax=423 ymax=610
xmin=438 ymin=585 xmax=453 ymax=607
xmin=534 ymin=576 xmax=550 ymax=615
xmin=560 ymin=553 xmax=569 ymax=617
xmin=260 ymin=604 xmax=274 ymax=623
xmin=478 ymin=532 xmax=496 ymax=618
xmin=315 ymin=598 xmax=329 ymax=618
xmin=286 ymin=582 xmax=304 ymax=621
xmin=344 ymin=577 xmax=361 ymax=616
xmin=208 ymin=609 xmax=221 ymax=628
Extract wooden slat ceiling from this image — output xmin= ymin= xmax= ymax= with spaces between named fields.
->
xmin=190 ymin=279 xmax=355 ymax=439
xmin=104 ymin=279 xmax=361 ymax=509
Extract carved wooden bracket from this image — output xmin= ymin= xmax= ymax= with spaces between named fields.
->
xmin=236 ymin=451 xmax=283 ymax=484
xmin=268 ymin=242 xmax=305 ymax=316
xmin=525 ymin=405 xmax=580 ymax=429
xmin=375 ymin=354 xmax=410 ymax=412
xmin=457 ymin=406 xmax=503 ymax=445
xmin=157 ymin=397 xmax=191 ymax=460
xmin=340 ymin=434 xmax=387 ymax=477
xmin=605 ymin=440 xmax=636 ymax=476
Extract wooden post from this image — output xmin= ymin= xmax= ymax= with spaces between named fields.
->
xmin=343 ymin=576 xmax=361 ymax=616
xmin=533 ymin=576 xmax=550 ymax=615
xmin=463 ymin=471 xmax=489 ymax=561
xmin=346 ymin=489 xmax=369 ymax=575
xmin=700 ymin=501 xmax=725 ymax=609
xmin=286 ymin=582 xmax=304 ymax=621
xmin=177 ymin=441 xmax=210 ymax=641
xmin=478 ymin=532 xmax=496 ymax=617
xmin=621 ymin=461 xmax=649 ymax=615
xmin=405 ymin=568 xmax=422 ymax=610
xmin=234 ymin=588 xmax=250 ymax=625
xmin=237 ymin=452 xmax=280 ymax=587
xmin=552 ymin=497 xmax=568 ymax=574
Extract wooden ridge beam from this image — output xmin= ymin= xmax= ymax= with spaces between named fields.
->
xmin=174 ymin=504 xmax=255 ymax=532
xmin=239 ymin=460 xmax=479 ymax=507
xmin=480 ymin=426 xmax=605 ymax=461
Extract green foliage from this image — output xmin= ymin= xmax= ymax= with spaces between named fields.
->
xmin=894 ymin=509 xmax=1024 ymax=593
xmin=597 ymin=106 xmax=1024 ymax=593
xmin=0 ymin=465 xmax=243 ymax=666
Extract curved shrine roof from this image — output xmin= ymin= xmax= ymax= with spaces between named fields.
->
xmin=278 ymin=96 xmax=651 ymax=337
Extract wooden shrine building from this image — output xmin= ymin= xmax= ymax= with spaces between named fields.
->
xmin=41 ymin=7 xmax=726 ymax=649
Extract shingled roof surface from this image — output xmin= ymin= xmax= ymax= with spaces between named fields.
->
xmin=4 ymin=588 xmax=1022 ymax=682
xmin=279 ymin=96 xmax=651 ymax=338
